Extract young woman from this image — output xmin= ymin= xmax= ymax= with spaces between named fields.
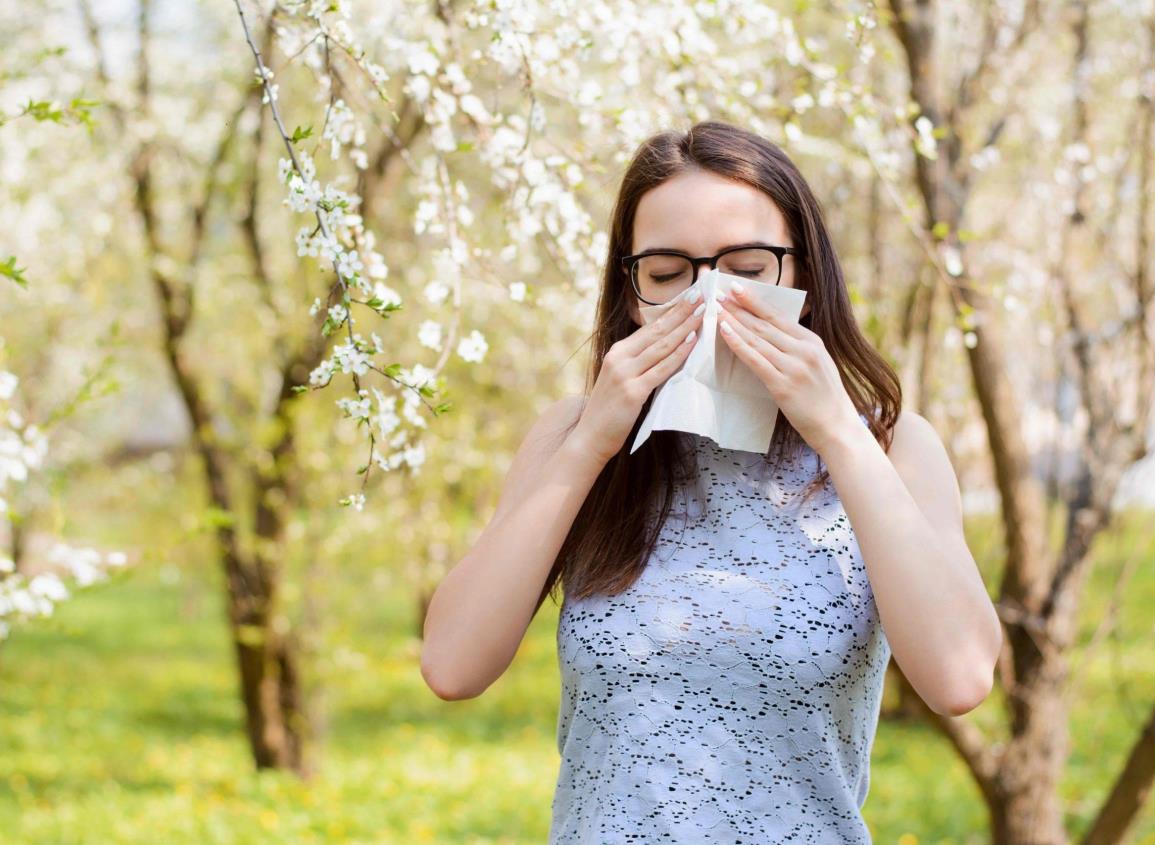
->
xmin=421 ymin=121 xmax=1002 ymax=843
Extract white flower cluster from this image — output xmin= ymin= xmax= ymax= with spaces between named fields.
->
xmin=914 ymin=114 xmax=939 ymax=161
xmin=0 ymin=543 xmax=128 ymax=640
xmin=323 ymin=98 xmax=367 ymax=166
xmin=253 ymin=0 xmax=888 ymax=506
xmin=0 ymin=371 xmax=127 ymax=640
xmin=0 ymin=370 xmax=45 ymax=499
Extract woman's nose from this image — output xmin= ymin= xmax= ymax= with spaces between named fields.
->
xmin=690 ymin=258 xmax=713 ymax=280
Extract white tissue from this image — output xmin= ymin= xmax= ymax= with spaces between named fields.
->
xmin=630 ymin=266 xmax=807 ymax=454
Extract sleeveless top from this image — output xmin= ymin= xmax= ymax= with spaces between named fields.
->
xmin=549 ymin=413 xmax=891 ymax=844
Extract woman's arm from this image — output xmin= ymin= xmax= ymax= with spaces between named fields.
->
xmin=816 ymin=409 xmax=1003 ymax=717
xmin=420 ymin=394 xmax=604 ymax=701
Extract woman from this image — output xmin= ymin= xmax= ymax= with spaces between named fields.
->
xmin=421 ymin=121 xmax=1003 ymax=842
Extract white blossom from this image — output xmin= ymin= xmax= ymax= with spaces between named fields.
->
xmin=423 ymin=279 xmax=450 ymax=305
xmin=456 ymin=329 xmax=488 ymax=363
xmin=417 ymin=319 xmax=443 ymax=350
xmin=0 ymin=371 xmax=127 ymax=641
xmin=337 ymin=392 xmax=372 ymax=420
xmin=942 ymin=244 xmax=964 ymax=277
xmin=337 ymin=249 xmax=364 ymax=280
xmin=332 ymin=339 xmax=372 ymax=375
xmin=309 ymin=359 xmax=336 ymax=387
xmin=914 ymin=114 xmax=938 ymax=159
xmin=373 ymin=282 xmax=402 ymax=307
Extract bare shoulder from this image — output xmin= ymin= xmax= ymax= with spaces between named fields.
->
xmin=885 ymin=409 xmax=966 ymax=541
xmin=530 ymin=394 xmax=587 ymax=448
xmin=884 ymin=409 xmax=946 ymax=468
xmin=886 ymin=409 xmax=944 ymax=457
xmin=489 ymin=394 xmax=588 ymax=523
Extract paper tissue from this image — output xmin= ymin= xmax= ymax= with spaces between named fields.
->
xmin=630 ymin=266 xmax=808 ymax=454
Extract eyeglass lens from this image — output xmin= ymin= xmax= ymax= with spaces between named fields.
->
xmin=634 ymin=248 xmax=782 ymax=304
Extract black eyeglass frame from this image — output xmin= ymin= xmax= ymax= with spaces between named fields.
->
xmin=620 ymin=243 xmax=806 ymax=305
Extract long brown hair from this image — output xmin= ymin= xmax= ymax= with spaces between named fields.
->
xmin=537 ymin=120 xmax=901 ymax=612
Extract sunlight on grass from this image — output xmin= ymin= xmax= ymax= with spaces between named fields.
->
xmin=0 ymin=508 xmax=1153 ymax=843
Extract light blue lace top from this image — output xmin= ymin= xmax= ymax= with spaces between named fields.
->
xmin=550 ymin=415 xmax=891 ymax=843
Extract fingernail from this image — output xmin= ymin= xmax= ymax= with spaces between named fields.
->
xmin=683 ymin=329 xmax=696 ymax=344
xmin=720 ymin=320 xmax=734 ymax=335
xmin=730 ymin=281 xmax=744 ymax=295
xmin=716 ymin=290 xmax=728 ymax=303
xmin=693 ymin=301 xmax=706 ymax=317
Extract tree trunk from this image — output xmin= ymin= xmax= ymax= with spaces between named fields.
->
xmin=228 ymin=593 xmax=310 ymax=774
xmin=883 ymin=2 xmax=1155 ymax=842
xmin=987 ymin=658 xmax=1070 ymax=845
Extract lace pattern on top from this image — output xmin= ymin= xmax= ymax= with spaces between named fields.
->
xmin=549 ymin=414 xmax=891 ymax=844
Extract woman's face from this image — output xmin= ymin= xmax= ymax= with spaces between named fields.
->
xmin=627 ymin=169 xmax=806 ymax=326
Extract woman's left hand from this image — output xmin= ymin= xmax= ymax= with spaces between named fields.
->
xmin=717 ymin=283 xmax=862 ymax=456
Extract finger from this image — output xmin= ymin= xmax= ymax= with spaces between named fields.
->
xmin=619 ymin=288 xmax=701 ymax=360
xmin=727 ymin=313 xmax=794 ymax=373
xmin=727 ymin=288 xmax=810 ymax=341
xmin=720 ymin=298 xmax=804 ymax=356
xmin=718 ymin=313 xmax=786 ymax=385
xmin=629 ymin=297 xmax=705 ymax=375
xmin=639 ymin=320 xmax=698 ymax=390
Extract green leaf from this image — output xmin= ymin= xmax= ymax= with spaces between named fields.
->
xmin=69 ymin=99 xmax=99 ymax=130
xmin=1 ymin=256 xmax=28 ymax=287
xmin=25 ymin=99 xmax=64 ymax=123
xmin=290 ymin=125 xmax=313 ymax=143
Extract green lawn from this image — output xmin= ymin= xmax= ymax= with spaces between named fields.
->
xmin=2 ymin=508 xmax=1154 ymax=844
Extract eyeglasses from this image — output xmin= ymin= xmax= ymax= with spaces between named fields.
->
xmin=620 ymin=244 xmax=805 ymax=305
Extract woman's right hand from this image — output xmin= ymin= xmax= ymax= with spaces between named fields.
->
xmin=569 ymin=288 xmax=706 ymax=465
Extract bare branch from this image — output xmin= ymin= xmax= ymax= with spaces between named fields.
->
xmin=892 ymin=666 xmax=1003 ymax=801
xmin=1079 ymin=701 xmax=1155 ymax=845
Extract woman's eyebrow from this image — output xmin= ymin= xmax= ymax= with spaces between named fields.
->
xmin=633 ymin=240 xmax=777 ymax=255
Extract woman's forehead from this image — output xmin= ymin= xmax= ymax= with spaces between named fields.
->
xmin=632 ymin=172 xmax=790 ymax=253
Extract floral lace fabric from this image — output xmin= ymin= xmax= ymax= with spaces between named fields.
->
xmin=550 ymin=415 xmax=890 ymax=844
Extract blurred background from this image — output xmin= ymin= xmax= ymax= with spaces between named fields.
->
xmin=1 ymin=0 xmax=1154 ymax=842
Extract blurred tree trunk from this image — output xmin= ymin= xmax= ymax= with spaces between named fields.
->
xmin=76 ymin=0 xmax=386 ymax=774
xmin=118 ymin=0 xmax=313 ymax=774
xmin=84 ymin=0 xmax=427 ymax=772
xmin=885 ymin=0 xmax=1155 ymax=842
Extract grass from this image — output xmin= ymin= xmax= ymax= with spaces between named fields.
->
xmin=1 ymin=507 xmax=1153 ymax=844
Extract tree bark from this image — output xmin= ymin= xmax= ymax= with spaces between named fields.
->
xmin=885 ymin=1 xmax=1155 ymax=842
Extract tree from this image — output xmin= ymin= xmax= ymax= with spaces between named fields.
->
xmin=883 ymin=0 xmax=1155 ymax=841
xmin=0 ymin=32 xmax=126 ymax=653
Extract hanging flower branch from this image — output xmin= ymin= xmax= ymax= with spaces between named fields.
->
xmin=232 ymin=0 xmax=891 ymax=508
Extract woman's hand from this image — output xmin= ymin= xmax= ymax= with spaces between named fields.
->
xmin=569 ymin=288 xmax=706 ymax=465
xmin=716 ymin=283 xmax=861 ymax=455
